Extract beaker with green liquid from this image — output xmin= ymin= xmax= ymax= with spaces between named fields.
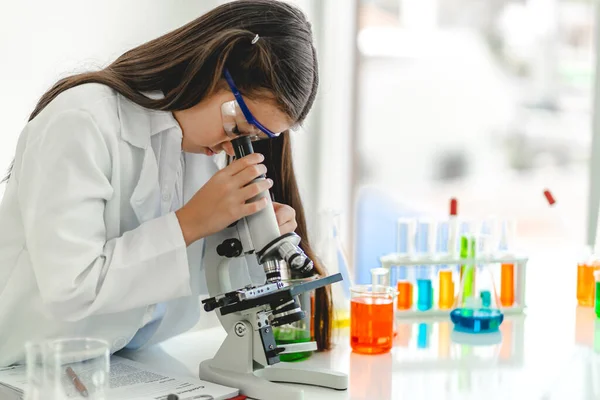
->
xmin=273 ymin=270 xmax=316 ymax=362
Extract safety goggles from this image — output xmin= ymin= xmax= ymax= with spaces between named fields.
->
xmin=221 ymin=68 xmax=282 ymax=141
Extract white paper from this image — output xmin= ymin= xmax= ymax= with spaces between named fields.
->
xmin=0 ymin=356 xmax=238 ymax=400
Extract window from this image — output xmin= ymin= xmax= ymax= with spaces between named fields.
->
xmin=353 ymin=0 xmax=596 ymax=261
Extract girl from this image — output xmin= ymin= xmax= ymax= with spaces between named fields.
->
xmin=0 ymin=0 xmax=331 ymax=366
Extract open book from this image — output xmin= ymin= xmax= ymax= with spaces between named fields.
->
xmin=0 ymin=355 xmax=239 ymax=400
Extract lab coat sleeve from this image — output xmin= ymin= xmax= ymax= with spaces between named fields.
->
xmin=18 ymin=109 xmax=191 ymax=321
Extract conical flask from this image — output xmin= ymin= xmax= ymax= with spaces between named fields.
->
xmin=314 ymin=209 xmax=352 ymax=328
xmin=451 ymin=235 xmax=503 ymax=333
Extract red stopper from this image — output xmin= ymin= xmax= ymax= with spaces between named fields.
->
xmin=543 ymin=189 xmax=555 ymax=206
xmin=450 ymin=198 xmax=458 ymax=216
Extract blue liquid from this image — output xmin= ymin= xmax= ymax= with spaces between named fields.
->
xmin=417 ymin=279 xmax=433 ymax=311
xmin=450 ymin=308 xmax=503 ymax=333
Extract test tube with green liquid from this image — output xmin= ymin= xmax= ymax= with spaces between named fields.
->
xmin=460 ymin=235 xmax=476 ymax=302
xmin=595 ymin=271 xmax=600 ymax=319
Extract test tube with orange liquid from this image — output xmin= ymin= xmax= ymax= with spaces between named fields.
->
xmin=350 ymin=284 xmax=394 ymax=354
xmin=438 ymin=267 xmax=454 ymax=309
xmin=396 ymin=267 xmax=413 ymax=310
xmin=498 ymin=219 xmax=517 ymax=307
xmin=577 ymin=247 xmax=596 ymax=306
xmin=396 ymin=218 xmax=416 ymax=310
xmin=438 ymin=199 xmax=458 ymax=309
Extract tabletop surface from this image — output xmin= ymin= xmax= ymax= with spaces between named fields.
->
xmin=123 ymin=249 xmax=600 ymax=400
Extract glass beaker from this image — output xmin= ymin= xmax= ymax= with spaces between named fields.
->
xmin=350 ymin=284 xmax=394 ymax=354
xmin=25 ymin=338 xmax=109 ymax=400
xmin=273 ymin=271 xmax=317 ymax=362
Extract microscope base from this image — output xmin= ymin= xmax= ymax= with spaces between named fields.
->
xmin=200 ymin=361 xmax=305 ymax=400
xmin=255 ymin=364 xmax=348 ymax=390
xmin=199 ymin=319 xmax=347 ymax=400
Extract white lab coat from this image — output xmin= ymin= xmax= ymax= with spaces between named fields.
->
xmin=0 ymin=83 xmax=218 ymax=366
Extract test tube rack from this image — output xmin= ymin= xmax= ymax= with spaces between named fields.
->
xmin=379 ymin=252 xmax=528 ymax=318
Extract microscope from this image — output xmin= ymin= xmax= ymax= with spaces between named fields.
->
xmin=199 ymin=136 xmax=348 ymax=400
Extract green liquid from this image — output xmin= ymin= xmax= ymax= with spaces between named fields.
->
xmin=273 ymin=326 xmax=312 ymax=362
xmin=596 ymin=281 xmax=600 ymax=319
xmin=460 ymin=236 xmax=476 ymax=302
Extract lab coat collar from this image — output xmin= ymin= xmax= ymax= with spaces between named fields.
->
xmin=116 ymin=90 xmax=225 ymax=170
xmin=116 ymin=91 xmax=180 ymax=149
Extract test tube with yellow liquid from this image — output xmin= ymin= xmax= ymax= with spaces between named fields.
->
xmin=438 ymin=266 xmax=454 ymax=309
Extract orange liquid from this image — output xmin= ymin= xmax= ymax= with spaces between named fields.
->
xmin=577 ymin=264 xmax=595 ymax=306
xmin=438 ymin=271 xmax=454 ymax=309
xmin=351 ymin=297 xmax=393 ymax=354
xmin=396 ymin=281 xmax=413 ymax=310
xmin=500 ymin=263 xmax=515 ymax=307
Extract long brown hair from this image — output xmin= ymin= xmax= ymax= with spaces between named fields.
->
xmin=3 ymin=0 xmax=332 ymax=349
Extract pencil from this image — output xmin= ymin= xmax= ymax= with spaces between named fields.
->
xmin=66 ymin=366 xmax=89 ymax=397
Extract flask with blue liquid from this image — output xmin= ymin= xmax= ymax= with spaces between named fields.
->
xmin=451 ymin=237 xmax=503 ymax=334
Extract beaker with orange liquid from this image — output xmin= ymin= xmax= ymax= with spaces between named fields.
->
xmin=350 ymin=284 xmax=394 ymax=354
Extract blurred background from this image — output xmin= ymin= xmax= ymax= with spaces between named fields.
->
xmin=0 ymin=0 xmax=598 ymax=278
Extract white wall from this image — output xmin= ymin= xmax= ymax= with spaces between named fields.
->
xmin=0 ymin=0 xmax=219 ymax=179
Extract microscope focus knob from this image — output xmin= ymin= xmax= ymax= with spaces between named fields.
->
xmin=217 ymin=239 xmax=243 ymax=258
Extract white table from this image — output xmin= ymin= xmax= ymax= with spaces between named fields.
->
xmin=122 ymin=250 xmax=600 ymax=399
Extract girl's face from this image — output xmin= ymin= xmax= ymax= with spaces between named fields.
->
xmin=173 ymin=89 xmax=292 ymax=156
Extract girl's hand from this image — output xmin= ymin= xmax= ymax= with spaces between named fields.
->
xmin=273 ymin=201 xmax=297 ymax=235
xmin=176 ymin=153 xmax=272 ymax=245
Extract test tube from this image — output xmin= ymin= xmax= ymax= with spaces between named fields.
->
xmin=459 ymin=235 xmax=476 ymax=301
xmin=438 ymin=266 xmax=454 ymax=309
xmin=396 ymin=219 xmax=415 ymax=310
xmin=396 ymin=267 xmax=413 ymax=310
xmin=416 ymin=267 xmax=433 ymax=311
xmin=499 ymin=219 xmax=516 ymax=307
xmin=416 ymin=219 xmax=438 ymax=257
xmin=479 ymin=217 xmax=500 ymax=257
xmin=371 ymin=268 xmax=390 ymax=292
xmin=576 ymin=246 xmax=596 ymax=307
xmin=595 ymin=270 xmax=600 ymax=318
xmin=397 ymin=218 xmax=417 ymax=259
